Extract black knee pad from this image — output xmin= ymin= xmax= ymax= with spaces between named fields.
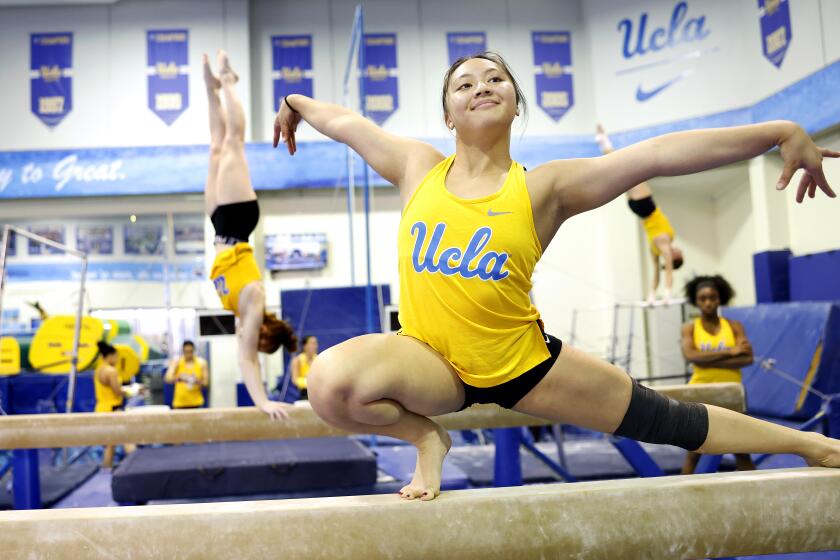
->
xmin=613 ymin=379 xmax=709 ymax=451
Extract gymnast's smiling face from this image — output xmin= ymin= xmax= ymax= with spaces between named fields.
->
xmin=444 ymin=57 xmax=519 ymax=137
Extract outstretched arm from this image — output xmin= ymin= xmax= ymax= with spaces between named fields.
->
xmin=274 ymin=95 xmax=444 ymax=196
xmin=551 ymin=121 xmax=838 ymax=221
xmin=238 ymin=288 xmax=288 ymax=420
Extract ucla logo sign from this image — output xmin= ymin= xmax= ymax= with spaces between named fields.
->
xmin=617 ymin=1 xmax=709 ymax=59
xmin=615 ymin=1 xmax=713 ymax=103
xmin=410 ymin=222 xmax=509 ymax=281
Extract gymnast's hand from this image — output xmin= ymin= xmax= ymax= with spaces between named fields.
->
xmin=258 ymin=400 xmax=291 ymax=421
xmin=775 ymin=124 xmax=840 ymax=203
xmin=273 ymin=97 xmax=302 ymax=156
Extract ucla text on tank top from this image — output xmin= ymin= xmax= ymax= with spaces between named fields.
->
xmin=209 ymin=243 xmax=262 ymax=316
xmin=689 ymin=317 xmax=742 ymax=384
xmin=397 ymin=155 xmax=549 ymax=388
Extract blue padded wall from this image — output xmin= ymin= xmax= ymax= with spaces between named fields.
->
xmin=789 ymin=250 xmax=840 ymax=302
xmin=752 ymin=250 xmax=791 ymax=303
xmin=724 ymin=302 xmax=840 ymax=420
xmin=280 ymin=285 xmax=392 ymax=354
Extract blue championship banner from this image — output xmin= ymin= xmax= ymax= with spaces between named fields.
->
xmin=361 ymin=33 xmax=398 ymax=126
xmin=447 ymin=32 xmax=486 ymax=65
xmin=759 ymin=0 xmax=791 ymax=68
xmin=272 ymin=35 xmax=314 ymax=113
xmin=147 ymin=29 xmax=189 ymax=126
xmin=532 ymin=31 xmax=574 ymax=122
xmin=30 ymin=33 xmax=73 ymax=128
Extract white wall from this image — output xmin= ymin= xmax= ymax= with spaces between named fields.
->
xmin=585 ymin=0 xmax=832 ymax=130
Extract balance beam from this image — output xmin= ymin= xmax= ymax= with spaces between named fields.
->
xmin=0 ymin=382 xmax=743 ymax=449
xmin=0 ymin=467 xmax=836 ymax=559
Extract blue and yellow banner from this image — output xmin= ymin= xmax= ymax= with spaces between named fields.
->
xmin=30 ymin=33 xmax=73 ymax=128
xmin=147 ymin=29 xmax=189 ymax=126
xmin=532 ymin=31 xmax=574 ymax=122
xmin=361 ymin=33 xmax=398 ymax=126
xmin=272 ymin=35 xmax=314 ymax=113
xmin=759 ymin=0 xmax=791 ymax=68
xmin=447 ymin=32 xmax=486 ymax=65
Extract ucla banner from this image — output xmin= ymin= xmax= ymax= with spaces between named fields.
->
xmin=30 ymin=33 xmax=73 ymax=128
xmin=147 ymin=29 xmax=189 ymax=126
xmin=758 ymin=0 xmax=791 ymax=68
xmin=532 ymin=31 xmax=573 ymax=122
xmin=361 ymin=33 xmax=398 ymax=126
xmin=447 ymin=32 xmax=486 ymax=65
xmin=272 ymin=35 xmax=314 ymax=113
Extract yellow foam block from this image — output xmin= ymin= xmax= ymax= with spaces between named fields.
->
xmin=114 ymin=344 xmax=140 ymax=382
xmin=103 ymin=319 xmax=120 ymax=342
xmin=28 ymin=316 xmax=104 ymax=374
xmin=0 ymin=337 xmax=21 ymax=376
xmin=132 ymin=334 xmax=150 ymax=363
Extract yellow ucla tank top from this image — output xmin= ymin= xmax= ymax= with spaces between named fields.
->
xmin=642 ymin=207 xmax=675 ymax=256
xmin=209 ymin=243 xmax=262 ymax=316
xmin=94 ymin=365 xmax=123 ymax=412
xmin=397 ymin=155 xmax=549 ymax=388
xmin=295 ymin=353 xmax=316 ymax=390
xmin=172 ymin=357 xmax=206 ymax=408
xmin=689 ymin=317 xmax=742 ymax=384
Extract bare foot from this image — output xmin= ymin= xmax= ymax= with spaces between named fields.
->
xmin=803 ymin=432 xmax=840 ymax=468
xmin=216 ymin=49 xmax=239 ymax=83
xmin=203 ymin=53 xmax=221 ymax=90
xmin=399 ymin=424 xmax=451 ymax=501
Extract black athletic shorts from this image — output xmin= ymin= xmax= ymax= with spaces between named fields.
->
xmin=211 ymin=199 xmax=260 ymax=245
xmin=627 ymin=195 xmax=656 ymax=219
xmin=460 ymin=331 xmax=563 ymax=410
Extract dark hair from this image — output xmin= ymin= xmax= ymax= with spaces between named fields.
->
xmin=684 ymin=275 xmax=735 ymax=307
xmin=302 ymin=335 xmax=317 ymax=346
xmin=261 ymin=313 xmax=298 ymax=354
xmin=441 ymin=51 xmax=527 ymax=126
xmin=97 ymin=341 xmax=117 ymax=358
xmin=672 ymin=255 xmax=684 ymax=270
xmin=182 ymin=340 xmax=195 ymax=349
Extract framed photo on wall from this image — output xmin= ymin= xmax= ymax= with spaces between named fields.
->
xmin=77 ymin=225 xmax=114 ymax=255
xmin=27 ymin=225 xmax=65 ymax=255
xmin=173 ymin=215 xmax=205 ymax=256
xmin=124 ymin=223 xmax=164 ymax=256
xmin=265 ymin=233 xmax=328 ymax=271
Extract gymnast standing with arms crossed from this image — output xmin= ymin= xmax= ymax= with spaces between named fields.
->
xmin=203 ymin=50 xmax=297 ymax=419
xmin=269 ymin=51 xmax=840 ymax=500
xmin=681 ymin=275 xmax=757 ymax=474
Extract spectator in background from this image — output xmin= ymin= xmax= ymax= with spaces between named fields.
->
xmin=95 ymin=341 xmax=134 ymax=468
xmin=290 ymin=335 xmax=318 ymax=400
xmin=165 ymin=340 xmax=209 ymax=409
xmin=681 ymin=275 xmax=756 ymax=473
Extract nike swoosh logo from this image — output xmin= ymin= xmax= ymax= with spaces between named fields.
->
xmin=635 ymin=74 xmax=684 ymax=102
xmin=487 ymin=210 xmax=513 ymax=217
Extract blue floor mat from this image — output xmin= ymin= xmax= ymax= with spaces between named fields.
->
xmin=112 ymin=438 xmax=377 ymax=503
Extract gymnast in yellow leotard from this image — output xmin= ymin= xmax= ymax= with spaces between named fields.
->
xmin=271 ymin=51 xmax=840 ymax=501
xmin=681 ymin=275 xmax=756 ymax=473
xmin=596 ymin=125 xmax=684 ymax=301
xmin=203 ymin=50 xmax=296 ymax=420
